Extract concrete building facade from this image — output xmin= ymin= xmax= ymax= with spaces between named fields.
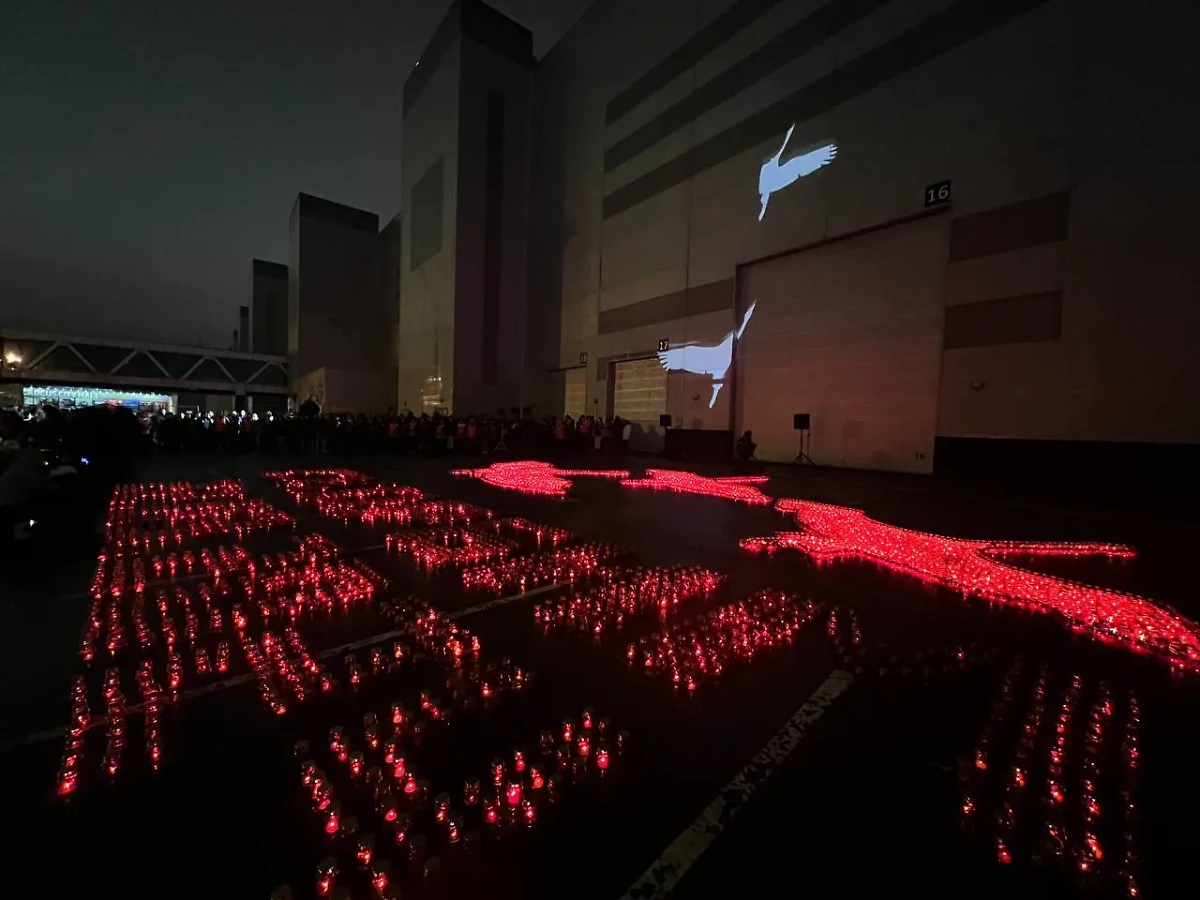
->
xmin=250 ymin=259 xmax=289 ymax=357
xmin=515 ymin=0 xmax=1199 ymax=478
xmin=398 ymin=0 xmax=535 ymax=416
xmin=288 ymin=193 xmax=390 ymax=412
xmin=378 ymin=214 xmax=403 ymax=412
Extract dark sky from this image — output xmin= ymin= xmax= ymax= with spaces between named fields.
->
xmin=0 ymin=0 xmax=592 ymax=349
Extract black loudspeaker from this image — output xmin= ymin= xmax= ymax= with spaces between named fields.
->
xmin=793 ymin=413 xmax=811 ymax=431
xmin=659 ymin=414 xmax=673 ymax=428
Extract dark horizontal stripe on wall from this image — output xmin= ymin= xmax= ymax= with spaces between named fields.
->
xmin=948 ymin=192 xmax=1070 ymax=261
xmin=599 ymin=279 xmax=734 ymax=334
xmin=606 ymin=0 xmax=893 ymax=172
xmin=943 ymin=290 xmax=1062 ymax=349
xmin=933 ymin=436 xmax=1200 ymax=506
xmin=603 ymin=0 xmax=1049 ymax=220
xmin=404 ymin=0 xmax=533 ymax=114
xmin=607 ymin=0 xmax=783 ymax=126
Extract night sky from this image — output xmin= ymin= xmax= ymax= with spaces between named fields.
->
xmin=0 ymin=0 xmax=592 ymax=349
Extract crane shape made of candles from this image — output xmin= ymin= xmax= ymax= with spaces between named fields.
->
xmin=742 ymin=497 xmax=1200 ymax=673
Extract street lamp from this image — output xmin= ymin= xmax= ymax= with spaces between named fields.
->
xmin=3 ymin=351 xmax=21 ymax=366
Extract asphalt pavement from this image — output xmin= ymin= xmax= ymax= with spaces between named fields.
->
xmin=3 ymin=450 xmax=1197 ymax=899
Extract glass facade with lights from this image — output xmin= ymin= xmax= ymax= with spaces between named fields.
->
xmin=14 ymin=385 xmax=173 ymax=413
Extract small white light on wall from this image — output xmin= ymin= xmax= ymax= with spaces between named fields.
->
xmin=970 ymin=379 xmax=985 ymax=391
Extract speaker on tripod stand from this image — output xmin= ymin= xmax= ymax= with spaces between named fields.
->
xmin=792 ymin=413 xmax=814 ymax=465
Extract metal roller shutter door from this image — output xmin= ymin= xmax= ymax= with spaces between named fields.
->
xmin=612 ymin=356 xmax=667 ymax=451
xmin=564 ymin=367 xmax=587 ymax=419
xmin=735 ymin=215 xmax=948 ymax=473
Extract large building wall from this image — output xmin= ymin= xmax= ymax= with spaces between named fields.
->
xmin=378 ymin=215 xmax=402 ymax=412
xmin=400 ymin=1 xmax=535 ymax=417
xmin=531 ymin=0 xmax=1200 ymax=466
xmin=399 ymin=41 xmax=461 ymax=413
xmin=288 ymin=194 xmax=386 ymax=409
xmin=452 ymin=38 xmax=532 ymax=417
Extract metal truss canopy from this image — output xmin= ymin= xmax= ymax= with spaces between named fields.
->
xmin=0 ymin=329 xmax=289 ymax=395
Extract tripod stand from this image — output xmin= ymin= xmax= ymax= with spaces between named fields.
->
xmin=793 ymin=427 xmax=815 ymax=465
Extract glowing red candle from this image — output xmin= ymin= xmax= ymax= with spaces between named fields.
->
xmin=371 ymin=859 xmax=391 ymax=895
xmin=506 ymin=779 xmax=523 ymax=807
xmin=356 ymin=834 xmax=375 ymax=867
xmin=323 ymin=802 xmax=341 ymax=835
xmin=377 ymin=791 xmax=398 ymax=823
xmin=463 ymin=777 xmax=480 ymax=805
xmin=316 ymin=857 xmax=337 ymax=896
xmin=393 ymin=812 xmax=412 ymax=845
xmin=434 ymin=792 xmax=451 ymax=823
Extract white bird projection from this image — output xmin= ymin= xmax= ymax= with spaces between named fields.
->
xmin=758 ymin=124 xmax=837 ymax=221
xmin=656 ymin=302 xmax=756 ymax=409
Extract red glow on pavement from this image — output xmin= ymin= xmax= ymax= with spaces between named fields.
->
xmin=621 ymin=469 xmax=772 ymax=504
xmin=452 ymin=461 xmax=628 ymax=497
xmin=743 ymin=498 xmax=1200 ymax=671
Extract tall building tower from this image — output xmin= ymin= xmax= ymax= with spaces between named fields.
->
xmin=250 ymin=259 xmax=288 ymax=356
xmin=378 ymin=214 xmax=403 ymax=412
xmin=288 ymin=193 xmax=389 ymax=412
xmin=398 ymin=0 xmax=534 ymax=415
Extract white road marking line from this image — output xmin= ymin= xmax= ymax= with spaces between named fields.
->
xmin=0 ymin=581 xmax=569 ymax=755
xmin=446 ymin=580 xmax=567 ymax=619
xmin=617 ymin=669 xmax=854 ymax=900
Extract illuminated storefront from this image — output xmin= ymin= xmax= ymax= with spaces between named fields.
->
xmin=15 ymin=385 xmax=174 ymax=413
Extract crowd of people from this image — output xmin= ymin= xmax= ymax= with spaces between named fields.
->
xmin=151 ymin=408 xmax=636 ymax=457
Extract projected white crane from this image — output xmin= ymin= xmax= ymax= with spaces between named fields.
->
xmin=656 ymin=302 xmax=756 ymax=409
xmin=758 ymin=125 xmax=837 ymax=221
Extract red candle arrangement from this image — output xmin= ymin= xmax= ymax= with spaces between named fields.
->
xmin=462 ymin=542 xmax=623 ymax=594
xmin=494 ymin=517 xmax=573 ymax=547
xmin=743 ymin=498 xmax=1200 ymax=673
xmin=58 ymin=479 xmax=391 ymax=794
xmin=960 ymin=661 xmax=1142 ymax=896
xmin=287 ymin=704 xmax=625 ymax=898
xmin=386 ymin=525 xmax=516 ymax=569
xmin=621 ymin=469 xmax=773 ymax=504
xmin=627 ymin=590 xmax=819 ymax=691
xmin=534 ymin=565 xmax=724 ymax=636
xmin=452 ymin=460 xmax=628 ymax=497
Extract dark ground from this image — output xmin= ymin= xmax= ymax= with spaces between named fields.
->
xmin=2 ymin=451 xmax=1198 ymax=899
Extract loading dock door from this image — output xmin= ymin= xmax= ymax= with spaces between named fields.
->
xmin=735 ymin=215 xmax=948 ymax=473
xmin=564 ymin=366 xmax=587 ymax=419
xmin=612 ymin=356 xmax=667 ymax=451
